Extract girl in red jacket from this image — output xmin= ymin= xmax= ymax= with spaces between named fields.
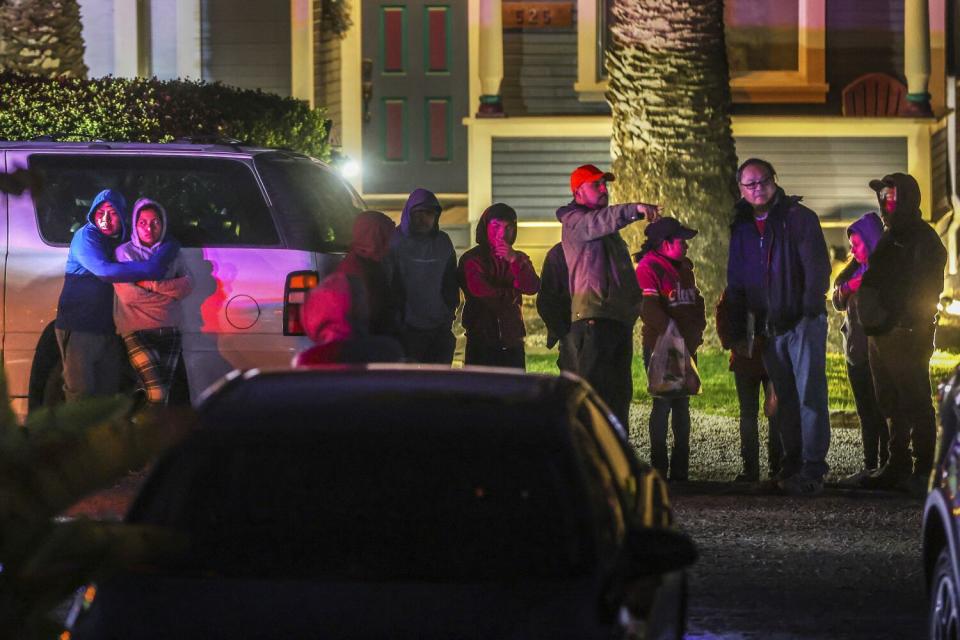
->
xmin=635 ymin=218 xmax=706 ymax=481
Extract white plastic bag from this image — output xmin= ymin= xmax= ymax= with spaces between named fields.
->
xmin=646 ymin=320 xmax=701 ymax=398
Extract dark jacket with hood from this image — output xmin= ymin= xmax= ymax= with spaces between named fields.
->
xmin=858 ymin=173 xmax=947 ymax=335
xmin=457 ymin=203 xmax=541 ymax=348
xmin=56 ymin=189 xmax=178 ymax=334
xmin=726 ymin=188 xmax=831 ymax=341
xmin=556 ymin=201 xmax=642 ymax=325
xmin=337 ymin=210 xmax=397 ymax=337
xmin=296 ymin=272 xmax=405 ymax=365
xmin=536 ymin=242 xmax=572 ymax=349
xmin=832 ymin=212 xmax=884 ymax=364
xmin=385 ymin=189 xmax=459 ymax=331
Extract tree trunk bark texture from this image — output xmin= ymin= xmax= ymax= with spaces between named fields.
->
xmin=0 ymin=0 xmax=88 ymax=79
xmin=607 ymin=0 xmax=738 ymax=345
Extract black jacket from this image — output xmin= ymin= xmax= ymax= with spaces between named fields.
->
xmin=726 ymin=189 xmax=831 ymax=341
xmin=536 ymin=243 xmax=571 ymax=349
xmin=859 ymin=173 xmax=946 ymax=334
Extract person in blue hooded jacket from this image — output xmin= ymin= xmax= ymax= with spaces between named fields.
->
xmin=55 ymin=189 xmax=179 ymax=402
xmin=384 ymin=188 xmax=459 ymax=364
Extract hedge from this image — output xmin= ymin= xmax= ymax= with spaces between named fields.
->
xmin=0 ymin=72 xmax=331 ymax=160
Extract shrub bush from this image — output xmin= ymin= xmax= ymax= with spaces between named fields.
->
xmin=0 ymin=72 xmax=331 ymax=159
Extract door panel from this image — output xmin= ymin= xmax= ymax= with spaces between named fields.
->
xmin=362 ymin=1 xmax=468 ymax=194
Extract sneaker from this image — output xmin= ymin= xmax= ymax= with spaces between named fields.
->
xmin=838 ymin=468 xmax=877 ymax=488
xmin=859 ymin=464 xmax=910 ymax=490
xmin=778 ymin=474 xmax=824 ymax=496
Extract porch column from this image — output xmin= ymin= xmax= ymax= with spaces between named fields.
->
xmin=291 ymin=0 xmax=315 ymax=106
xmin=904 ymin=0 xmax=933 ymax=116
xmin=477 ymin=0 xmax=505 ymax=117
xmin=176 ymin=0 xmax=201 ymax=79
xmin=113 ymin=0 xmax=141 ymax=78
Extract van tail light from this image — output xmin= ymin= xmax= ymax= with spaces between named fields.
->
xmin=284 ymin=270 xmax=320 ymax=336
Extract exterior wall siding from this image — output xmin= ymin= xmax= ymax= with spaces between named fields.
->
xmin=932 ymin=125 xmax=951 ymax=221
xmin=492 ymin=136 xmax=908 ymax=250
xmin=502 ymin=29 xmax=609 ymax=116
xmin=200 ymin=0 xmax=291 ymax=97
xmin=492 ymin=137 xmax=612 ymax=220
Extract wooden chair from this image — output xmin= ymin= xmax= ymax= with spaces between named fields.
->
xmin=842 ymin=73 xmax=909 ymax=117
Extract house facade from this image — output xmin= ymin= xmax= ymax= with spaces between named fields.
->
xmin=74 ymin=0 xmax=960 ymax=290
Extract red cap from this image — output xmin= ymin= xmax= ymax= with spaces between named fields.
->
xmin=570 ymin=164 xmax=615 ymax=194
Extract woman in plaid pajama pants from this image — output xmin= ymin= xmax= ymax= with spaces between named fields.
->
xmin=113 ymin=198 xmax=193 ymax=405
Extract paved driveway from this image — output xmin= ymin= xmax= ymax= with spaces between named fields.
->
xmin=673 ymin=484 xmax=926 ymax=640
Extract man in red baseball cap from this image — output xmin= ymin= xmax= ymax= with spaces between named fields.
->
xmin=555 ymin=163 xmax=660 ymax=428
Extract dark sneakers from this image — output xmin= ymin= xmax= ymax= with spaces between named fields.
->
xmin=859 ymin=464 xmax=911 ymax=490
xmin=778 ymin=474 xmax=824 ymax=496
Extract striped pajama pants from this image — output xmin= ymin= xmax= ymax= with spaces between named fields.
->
xmin=122 ymin=328 xmax=182 ymax=405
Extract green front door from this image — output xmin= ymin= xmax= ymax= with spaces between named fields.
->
xmin=361 ymin=2 xmax=468 ymax=195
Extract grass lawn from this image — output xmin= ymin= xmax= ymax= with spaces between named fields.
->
xmin=527 ymin=349 xmax=960 ymax=418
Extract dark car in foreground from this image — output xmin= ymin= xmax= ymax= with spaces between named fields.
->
xmin=923 ymin=365 xmax=960 ymax=639
xmin=66 ymin=366 xmax=695 ymax=639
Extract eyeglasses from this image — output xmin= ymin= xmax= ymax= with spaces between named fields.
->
xmin=739 ymin=176 xmax=774 ymax=191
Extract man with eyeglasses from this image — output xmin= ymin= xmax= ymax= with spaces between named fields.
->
xmin=857 ymin=173 xmax=946 ymax=493
xmin=556 ymin=164 xmax=661 ymax=428
xmin=726 ymin=158 xmax=832 ymax=495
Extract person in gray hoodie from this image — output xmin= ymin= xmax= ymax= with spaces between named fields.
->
xmin=557 ymin=164 xmax=661 ymax=428
xmin=385 ymin=188 xmax=460 ymax=364
xmin=833 ymin=212 xmax=888 ymax=485
xmin=114 ymin=198 xmax=194 ymax=405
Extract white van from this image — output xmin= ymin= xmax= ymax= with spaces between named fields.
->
xmin=1 ymin=141 xmax=361 ymax=418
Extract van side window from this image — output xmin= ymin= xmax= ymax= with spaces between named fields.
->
xmin=253 ymin=154 xmax=362 ymax=253
xmin=29 ymin=155 xmax=279 ymax=247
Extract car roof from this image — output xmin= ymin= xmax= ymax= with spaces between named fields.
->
xmin=197 ymin=365 xmax=590 ymax=429
xmin=0 ymin=140 xmax=306 ymax=158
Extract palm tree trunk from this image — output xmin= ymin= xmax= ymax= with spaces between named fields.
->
xmin=0 ymin=0 xmax=88 ymax=79
xmin=607 ymin=0 xmax=737 ymax=345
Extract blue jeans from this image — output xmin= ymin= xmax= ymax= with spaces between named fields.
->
xmin=763 ymin=314 xmax=830 ymax=480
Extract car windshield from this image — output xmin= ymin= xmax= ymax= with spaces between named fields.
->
xmin=133 ymin=399 xmax=591 ymax=581
xmin=254 ymin=153 xmax=363 ymax=253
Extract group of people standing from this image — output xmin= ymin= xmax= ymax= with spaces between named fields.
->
xmin=56 ymin=189 xmax=192 ymax=407
xmin=302 ymin=159 xmax=946 ymax=498
xmin=57 ymin=157 xmax=947 ymax=498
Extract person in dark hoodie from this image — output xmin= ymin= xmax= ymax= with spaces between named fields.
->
xmin=832 ymin=212 xmax=889 ymax=485
xmin=716 ymin=289 xmax=782 ymax=483
xmin=557 ymin=164 xmax=661 ymax=428
xmin=857 ymin=173 xmax=946 ymax=492
xmin=55 ymin=189 xmax=179 ymax=402
xmin=727 ymin=158 xmax=832 ymax=495
xmin=114 ymin=198 xmax=194 ymax=406
xmin=336 ymin=210 xmax=398 ymax=337
xmin=385 ymin=189 xmax=459 ymax=364
xmin=295 ymin=272 xmax=405 ymax=366
xmin=635 ymin=217 xmax=706 ymax=482
xmin=458 ymin=203 xmax=541 ymax=369
xmin=536 ymin=242 xmax=575 ymax=372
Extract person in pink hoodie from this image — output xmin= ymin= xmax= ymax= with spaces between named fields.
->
xmin=113 ymin=198 xmax=194 ymax=405
xmin=457 ymin=203 xmax=540 ymax=369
